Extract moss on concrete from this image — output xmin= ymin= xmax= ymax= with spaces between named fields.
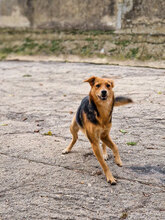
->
xmin=0 ymin=29 xmax=164 ymax=61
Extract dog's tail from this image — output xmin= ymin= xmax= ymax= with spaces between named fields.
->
xmin=114 ymin=96 xmax=133 ymax=107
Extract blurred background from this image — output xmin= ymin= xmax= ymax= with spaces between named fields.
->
xmin=0 ymin=0 xmax=164 ymax=67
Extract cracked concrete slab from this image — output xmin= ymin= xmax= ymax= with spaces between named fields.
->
xmin=0 ymin=61 xmax=165 ymax=219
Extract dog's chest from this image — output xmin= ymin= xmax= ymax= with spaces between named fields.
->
xmin=96 ymin=105 xmax=113 ymax=126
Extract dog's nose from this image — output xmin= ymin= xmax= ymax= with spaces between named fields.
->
xmin=101 ymin=90 xmax=107 ymax=97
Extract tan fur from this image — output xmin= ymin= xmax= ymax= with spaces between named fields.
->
xmin=62 ymin=76 xmax=131 ymax=185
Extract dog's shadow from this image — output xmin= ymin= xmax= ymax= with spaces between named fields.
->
xmin=129 ymin=165 xmax=165 ymax=175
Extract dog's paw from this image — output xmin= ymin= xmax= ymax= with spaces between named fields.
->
xmin=115 ymin=159 xmax=122 ymax=167
xmin=62 ymin=148 xmax=70 ymax=154
xmin=107 ymin=177 xmax=117 ymax=185
xmin=110 ymin=180 xmax=117 ymax=185
xmin=103 ymin=153 xmax=109 ymax=161
xmin=117 ymin=162 xmax=122 ymax=167
xmin=114 ymin=156 xmax=123 ymax=167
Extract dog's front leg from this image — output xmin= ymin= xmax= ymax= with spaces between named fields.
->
xmin=87 ymin=133 xmax=116 ymax=185
xmin=91 ymin=142 xmax=116 ymax=185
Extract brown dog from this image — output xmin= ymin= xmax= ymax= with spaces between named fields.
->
xmin=62 ymin=76 xmax=132 ymax=185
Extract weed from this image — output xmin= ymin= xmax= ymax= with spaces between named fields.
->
xmin=50 ymin=40 xmax=62 ymax=52
xmin=68 ymin=30 xmax=114 ymax=36
xmin=13 ymin=38 xmax=38 ymax=53
xmin=127 ymin=142 xmax=137 ymax=146
xmin=80 ymin=45 xmax=92 ymax=56
xmin=126 ymin=48 xmax=139 ymax=59
xmin=38 ymin=43 xmax=49 ymax=50
xmin=109 ymin=48 xmax=117 ymax=53
xmin=120 ymin=212 xmax=128 ymax=219
xmin=0 ymin=47 xmax=13 ymax=54
xmin=0 ymin=53 xmax=7 ymax=60
xmin=94 ymin=43 xmax=99 ymax=50
xmin=130 ymin=48 xmax=139 ymax=58
xmin=85 ymin=38 xmax=94 ymax=42
xmin=22 ymin=74 xmax=32 ymax=77
xmin=115 ymin=40 xmax=131 ymax=47
xmin=139 ymin=54 xmax=153 ymax=61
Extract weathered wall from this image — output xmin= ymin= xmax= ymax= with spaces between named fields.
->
xmin=0 ymin=0 xmax=164 ymax=34
xmin=122 ymin=0 xmax=165 ymax=34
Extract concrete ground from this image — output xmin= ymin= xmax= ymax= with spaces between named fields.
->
xmin=0 ymin=61 xmax=165 ymax=220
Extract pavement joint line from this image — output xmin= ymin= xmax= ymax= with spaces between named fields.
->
xmin=0 ymin=132 xmax=89 ymax=143
xmin=0 ymin=182 xmax=36 ymax=194
xmin=1 ymin=151 xmax=165 ymax=190
xmin=0 ymin=151 xmax=89 ymax=173
xmin=116 ymin=176 xmax=165 ymax=189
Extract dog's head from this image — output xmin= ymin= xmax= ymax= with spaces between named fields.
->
xmin=84 ymin=76 xmax=114 ymax=102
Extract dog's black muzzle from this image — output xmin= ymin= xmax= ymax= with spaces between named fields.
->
xmin=98 ymin=90 xmax=108 ymax=100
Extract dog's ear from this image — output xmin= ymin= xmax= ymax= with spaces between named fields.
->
xmin=84 ymin=76 xmax=96 ymax=86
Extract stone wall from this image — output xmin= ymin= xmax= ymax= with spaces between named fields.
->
xmin=122 ymin=0 xmax=165 ymax=34
xmin=0 ymin=0 xmax=164 ymax=34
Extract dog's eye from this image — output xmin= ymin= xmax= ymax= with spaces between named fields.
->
xmin=96 ymin=84 xmax=101 ymax=88
xmin=106 ymin=84 xmax=110 ymax=88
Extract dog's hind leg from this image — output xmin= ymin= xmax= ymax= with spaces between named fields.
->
xmin=62 ymin=115 xmax=79 ymax=154
xmin=102 ymin=143 xmax=109 ymax=160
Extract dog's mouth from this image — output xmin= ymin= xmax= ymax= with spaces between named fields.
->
xmin=98 ymin=95 xmax=107 ymax=101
